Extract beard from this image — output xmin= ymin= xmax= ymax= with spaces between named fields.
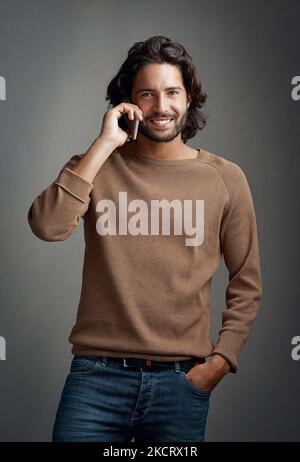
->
xmin=137 ymin=111 xmax=188 ymax=143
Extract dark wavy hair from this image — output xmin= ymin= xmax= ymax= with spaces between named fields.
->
xmin=105 ymin=35 xmax=207 ymax=143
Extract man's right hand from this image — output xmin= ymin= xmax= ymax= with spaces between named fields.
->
xmin=99 ymin=102 xmax=143 ymax=148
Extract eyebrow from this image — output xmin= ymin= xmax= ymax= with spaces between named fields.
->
xmin=136 ymin=86 xmax=183 ymax=94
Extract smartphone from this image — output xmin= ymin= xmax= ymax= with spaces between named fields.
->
xmin=123 ymin=113 xmax=139 ymax=140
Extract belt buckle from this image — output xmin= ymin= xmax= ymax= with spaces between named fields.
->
xmin=123 ymin=358 xmax=152 ymax=368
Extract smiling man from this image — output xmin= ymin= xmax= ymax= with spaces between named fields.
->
xmin=130 ymin=63 xmax=194 ymax=152
xmin=28 ymin=35 xmax=262 ymax=443
xmin=126 ymin=61 xmax=200 ymax=161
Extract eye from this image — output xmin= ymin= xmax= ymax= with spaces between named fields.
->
xmin=141 ymin=91 xmax=179 ymax=97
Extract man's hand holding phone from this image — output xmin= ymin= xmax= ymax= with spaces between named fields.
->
xmin=68 ymin=103 xmax=142 ymax=183
xmin=99 ymin=102 xmax=143 ymax=149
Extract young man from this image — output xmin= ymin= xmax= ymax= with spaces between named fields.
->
xmin=28 ymin=35 xmax=262 ymax=442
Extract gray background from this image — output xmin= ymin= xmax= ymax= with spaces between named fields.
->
xmin=0 ymin=0 xmax=299 ymax=442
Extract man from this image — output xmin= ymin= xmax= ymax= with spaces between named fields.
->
xmin=28 ymin=35 xmax=262 ymax=442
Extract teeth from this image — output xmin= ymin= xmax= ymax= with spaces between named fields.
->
xmin=152 ymin=119 xmax=171 ymax=124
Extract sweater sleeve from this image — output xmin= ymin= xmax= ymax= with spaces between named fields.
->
xmin=211 ymin=162 xmax=263 ymax=373
xmin=27 ymin=154 xmax=94 ymax=241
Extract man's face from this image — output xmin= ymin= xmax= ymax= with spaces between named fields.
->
xmin=130 ymin=63 xmax=191 ymax=143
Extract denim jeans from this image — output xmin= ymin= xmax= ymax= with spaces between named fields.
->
xmin=52 ymin=355 xmax=211 ymax=442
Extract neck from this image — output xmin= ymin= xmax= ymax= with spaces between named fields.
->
xmin=135 ymin=134 xmax=188 ymax=160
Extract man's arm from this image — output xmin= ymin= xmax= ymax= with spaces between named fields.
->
xmin=27 ymin=101 xmax=143 ymax=242
xmin=27 ymin=138 xmax=116 ymax=242
xmin=212 ymin=162 xmax=263 ymax=373
xmin=187 ymin=163 xmax=262 ymax=391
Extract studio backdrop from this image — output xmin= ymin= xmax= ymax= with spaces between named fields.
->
xmin=0 ymin=0 xmax=299 ymax=442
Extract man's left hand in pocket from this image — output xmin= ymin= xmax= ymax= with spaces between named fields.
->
xmin=186 ymin=354 xmax=231 ymax=392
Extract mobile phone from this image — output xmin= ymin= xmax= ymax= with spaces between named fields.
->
xmin=123 ymin=113 xmax=139 ymax=140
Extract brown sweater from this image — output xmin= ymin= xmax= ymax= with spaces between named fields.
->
xmin=27 ymin=141 xmax=263 ymax=373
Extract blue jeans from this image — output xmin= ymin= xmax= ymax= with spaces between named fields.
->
xmin=52 ymin=355 xmax=211 ymax=442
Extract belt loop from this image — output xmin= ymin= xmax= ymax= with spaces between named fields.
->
xmin=100 ymin=356 xmax=108 ymax=367
xmin=174 ymin=361 xmax=181 ymax=373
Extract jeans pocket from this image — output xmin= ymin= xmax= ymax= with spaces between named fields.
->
xmin=69 ymin=356 xmax=100 ymax=376
xmin=180 ymin=371 xmax=212 ymax=397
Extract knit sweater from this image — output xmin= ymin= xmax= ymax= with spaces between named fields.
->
xmin=27 ymin=141 xmax=263 ymax=373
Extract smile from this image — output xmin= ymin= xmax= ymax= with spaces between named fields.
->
xmin=150 ymin=118 xmax=174 ymax=129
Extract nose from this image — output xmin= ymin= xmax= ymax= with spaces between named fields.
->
xmin=152 ymin=94 xmax=168 ymax=115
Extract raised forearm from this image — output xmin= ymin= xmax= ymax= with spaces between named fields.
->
xmin=70 ymin=137 xmax=118 ymax=183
